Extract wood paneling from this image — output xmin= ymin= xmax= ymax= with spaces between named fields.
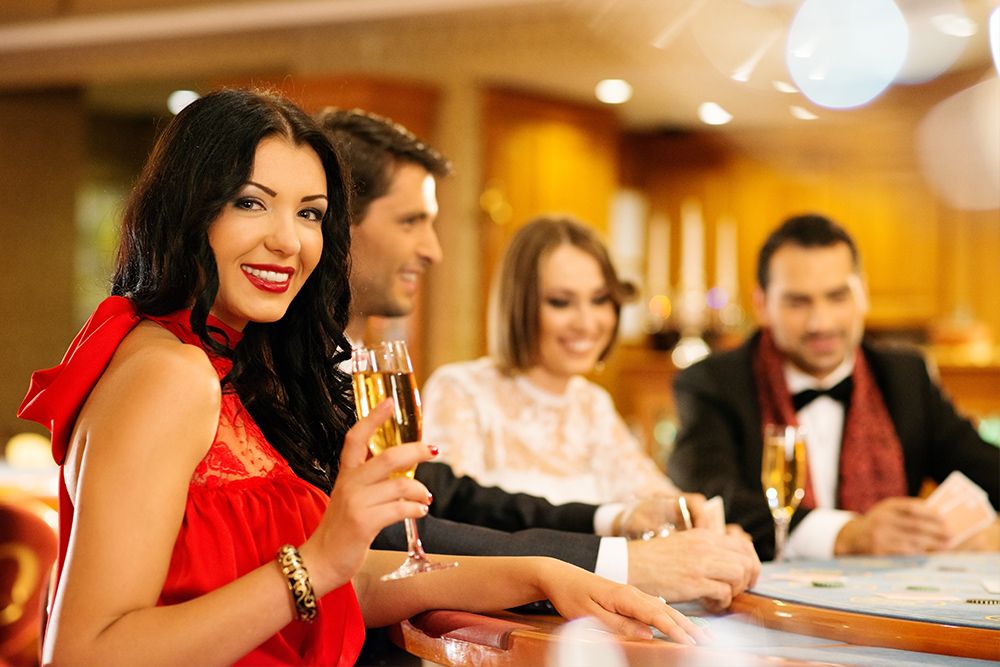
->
xmin=621 ymin=131 xmax=950 ymax=331
xmin=479 ymin=87 xmax=620 ymax=345
xmin=1 ymin=89 xmax=85 ymax=445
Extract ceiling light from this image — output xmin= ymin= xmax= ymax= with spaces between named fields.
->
xmin=698 ymin=102 xmax=733 ymax=125
xmin=167 ymin=89 xmax=199 ymax=114
xmin=930 ymin=13 xmax=977 ymax=37
xmin=790 ymin=105 xmax=818 ymax=120
xmin=595 ymin=79 xmax=633 ymax=104
xmin=772 ymin=80 xmax=799 ymax=93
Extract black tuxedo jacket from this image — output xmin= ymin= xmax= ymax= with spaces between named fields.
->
xmin=667 ymin=333 xmax=999 ymax=561
xmin=372 ymin=462 xmax=602 ymax=570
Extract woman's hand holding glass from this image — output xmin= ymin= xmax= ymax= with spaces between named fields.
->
xmin=301 ymin=399 xmax=436 ymax=593
xmin=351 ymin=341 xmax=458 ymax=580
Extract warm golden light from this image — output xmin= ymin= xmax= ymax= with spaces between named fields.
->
xmin=594 ymin=79 xmax=633 ymax=105
xmin=698 ymin=102 xmax=732 ymax=125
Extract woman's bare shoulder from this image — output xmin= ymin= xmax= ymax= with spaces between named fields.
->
xmin=110 ymin=320 xmax=221 ymax=394
xmin=67 ymin=320 xmax=223 ymax=485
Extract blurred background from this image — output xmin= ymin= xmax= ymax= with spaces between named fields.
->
xmin=2 ymin=0 xmax=999 ymax=463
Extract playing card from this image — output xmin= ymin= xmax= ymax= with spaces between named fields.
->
xmin=703 ymin=495 xmax=726 ymax=534
xmin=925 ymin=471 xmax=996 ymax=548
xmin=926 ymin=471 xmax=988 ymax=511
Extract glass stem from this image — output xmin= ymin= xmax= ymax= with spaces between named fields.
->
xmin=773 ymin=515 xmax=790 ymax=562
xmin=404 ymin=517 xmax=428 ymax=560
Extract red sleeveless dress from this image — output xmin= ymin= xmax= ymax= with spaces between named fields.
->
xmin=18 ymin=296 xmax=365 ymax=666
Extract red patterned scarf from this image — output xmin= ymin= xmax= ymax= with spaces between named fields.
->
xmin=752 ymin=329 xmax=907 ymax=512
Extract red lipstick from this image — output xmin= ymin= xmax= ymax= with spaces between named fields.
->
xmin=241 ymin=264 xmax=294 ymax=294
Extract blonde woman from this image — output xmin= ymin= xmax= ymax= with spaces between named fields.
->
xmin=423 ymin=216 xmax=677 ymax=506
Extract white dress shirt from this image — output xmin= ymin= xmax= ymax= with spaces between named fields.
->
xmin=784 ymin=354 xmax=858 ymax=559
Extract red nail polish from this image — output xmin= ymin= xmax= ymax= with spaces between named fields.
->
xmin=427 ymin=492 xmax=434 ymax=504
xmin=428 ymin=444 xmax=439 ymax=456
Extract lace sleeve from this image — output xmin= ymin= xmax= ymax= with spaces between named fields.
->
xmin=421 ymin=365 xmax=489 ymax=480
xmin=590 ymin=385 xmax=678 ymax=500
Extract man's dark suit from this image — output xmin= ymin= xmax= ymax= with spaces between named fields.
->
xmin=372 ymin=462 xmax=602 ymax=570
xmin=667 ymin=332 xmax=1000 ymax=561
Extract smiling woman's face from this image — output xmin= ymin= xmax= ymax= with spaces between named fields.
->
xmin=526 ymin=243 xmax=616 ymax=392
xmin=207 ymin=136 xmax=328 ymax=331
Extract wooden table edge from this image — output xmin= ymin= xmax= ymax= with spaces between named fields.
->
xmin=391 ymin=610 xmax=860 ymax=667
xmin=730 ymin=591 xmax=1000 ymax=661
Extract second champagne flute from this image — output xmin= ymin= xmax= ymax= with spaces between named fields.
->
xmin=760 ymin=424 xmax=807 ymax=562
xmin=351 ymin=340 xmax=458 ymax=580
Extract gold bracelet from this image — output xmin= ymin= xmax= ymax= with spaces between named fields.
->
xmin=276 ymin=544 xmax=317 ymax=623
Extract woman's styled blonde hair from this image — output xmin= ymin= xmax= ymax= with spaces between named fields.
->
xmin=488 ymin=215 xmax=637 ymax=372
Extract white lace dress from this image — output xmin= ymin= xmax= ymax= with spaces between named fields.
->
xmin=421 ymin=357 xmax=677 ymax=505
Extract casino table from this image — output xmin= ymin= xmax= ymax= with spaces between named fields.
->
xmin=390 ymin=553 xmax=1000 ymax=666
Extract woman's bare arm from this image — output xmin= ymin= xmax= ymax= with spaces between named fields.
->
xmin=48 ymin=325 xmax=435 ymax=667
xmin=355 ymin=552 xmax=705 ymax=645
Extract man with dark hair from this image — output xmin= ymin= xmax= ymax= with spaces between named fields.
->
xmin=668 ymin=213 xmax=999 ymax=561
xmin=315 ymin=107 xmax=759 ymax=608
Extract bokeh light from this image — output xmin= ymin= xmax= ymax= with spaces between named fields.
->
xmin=595 ymin=79 xmax=633 ymax=104
xmin=706 ymin=286 xmax=729 ymax=310
xmin=916 ymin=77 xmax=1000 ymax=211
xmin=698 ymin=102 xmax=733 ymax=125
xmin=786 ymin=0 xmax=908 ymax=109
xmin=648 ymin=294 xmax=673 ymax=320
xmin=991 ymin=6 xmax=999 ymax=75
xmin=895 ymin=0 xmax=971 ymax=84
xmin=671 ymin=335 xmax=711 ymax=369
xmin=789 ymin=105 xmax=818 ymax=120
xmin=167 ymin=89 xmax=200 ymax=115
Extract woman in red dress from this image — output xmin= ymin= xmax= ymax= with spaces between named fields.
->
xmin=19 ymin=88 xmax=701 ymax=666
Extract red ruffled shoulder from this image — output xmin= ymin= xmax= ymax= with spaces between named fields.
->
xmin=17 ymin=296 xmax=142 ymax=465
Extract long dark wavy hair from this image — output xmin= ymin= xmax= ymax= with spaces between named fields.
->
xmin=111 ymin=88 xmax=353 ymax=491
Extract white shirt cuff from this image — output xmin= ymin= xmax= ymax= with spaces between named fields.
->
xmin=594 ymin=537 xmax=629 ymax=583
xmin=786 ymin=509 xmax=856 ymax=560
xmin=593 ymin=502 xmax=626 ymax=536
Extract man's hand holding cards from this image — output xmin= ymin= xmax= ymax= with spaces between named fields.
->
xmin=925 ymin=471 xmax=997 ymax=549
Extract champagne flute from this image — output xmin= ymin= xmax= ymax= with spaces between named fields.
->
xmin=351 ymin=340 xmax=458 ymax=580
xmin=760 ymin=424 xmax=807 ymax=562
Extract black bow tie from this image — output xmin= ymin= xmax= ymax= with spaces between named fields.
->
xmin=792 ymin=376 xmax=853 ymax=411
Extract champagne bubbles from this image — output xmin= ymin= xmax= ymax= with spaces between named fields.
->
xmin=786 ymin=0 xmax=908 ymax=109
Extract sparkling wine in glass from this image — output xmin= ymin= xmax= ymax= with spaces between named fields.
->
xmin=760 ymin=424 xmax=807 ymax=562
xmin=351 ymin=340 xmax=458 ymax=580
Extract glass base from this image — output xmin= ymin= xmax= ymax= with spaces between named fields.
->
xmin=380 ymin=555 xmax=459 ymax=581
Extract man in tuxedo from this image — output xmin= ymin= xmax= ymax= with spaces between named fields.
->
xmin=668 ymin=214 xmax=999 ymax=561
xmin=316 ymin=107 xmax=760 ymax=608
